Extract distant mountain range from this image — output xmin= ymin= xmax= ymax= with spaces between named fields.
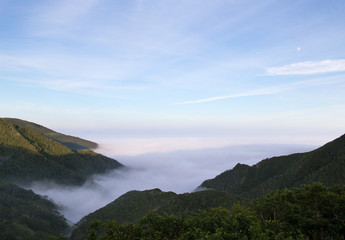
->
xmin=199 ymin=133 xmax=345 ymax=198
xmin=0 ymin=118 xmax=122 ymax=185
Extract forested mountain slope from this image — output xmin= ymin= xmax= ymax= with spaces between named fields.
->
xmin=200 ymin=134 xmax=345 ymax=198
xmin=2 ymin=118 xmax=97 ymax=150
xmin=0 ymin=119 xmax=123 ymax=185
xmin=0 ymin=181 xmax=69 ymax=240
xmin=70 ymin=189 xmax=244 ymax=240
xmin=79 ymin=183 xmax=345 ymax=240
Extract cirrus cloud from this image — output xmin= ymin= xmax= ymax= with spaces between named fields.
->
xmin=172 ymin=86 xmax=289 ymax=105
xmin=266 ymin=59 xmax=345 ymax=76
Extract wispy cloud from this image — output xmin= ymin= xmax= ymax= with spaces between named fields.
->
xmin=0 ymin=52 xmax=148 ymax=90
xmin=173 ymin=86 xmax=289 ymax=105
xmin=173 ymin=74 xmax=345 ymax=105
xmin=266 ymin=59 xmax=345 ymax=76
xmin=0 ymin=54 xmax=42 ymax=70
xmin=33 ymin=0 xmax=100 ymax=34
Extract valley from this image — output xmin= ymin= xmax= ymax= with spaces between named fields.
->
xmin=1 ymin=118 xmax=345 ymax=239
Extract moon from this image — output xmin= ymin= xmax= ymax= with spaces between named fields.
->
xmin=297 ymin=47 xmax=301 ymax=51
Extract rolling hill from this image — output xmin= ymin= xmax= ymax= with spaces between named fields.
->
xmin=72 ymin=183 xmax=345 ymax=240
xmin=0 ymin=119 xmax=123 ymax=185
xmin=70 ymin=188 xmax=244 ymax=240
xmin=199 ymin=134 xmax=345 ymax=198
xmin=2 ymin=118 xmax=97 ymax=150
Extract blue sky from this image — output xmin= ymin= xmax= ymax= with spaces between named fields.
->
xmin=1 ymin=0 xmax=345 ymax=152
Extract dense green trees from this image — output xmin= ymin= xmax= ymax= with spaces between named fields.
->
xmin=82 ymin=183 xmax=345 ymax=240
xmin=0 ymin=181 xmax=69 ymax=240
xmin=255 ymin=183 xmax=345 ymax=239
xmin=84 ymin=206 xmax=269 ymax=240
xmin=70 ymin=189 xmax=244 ymax=240
xmin=84 ymin=205 xmax=307 ymax=240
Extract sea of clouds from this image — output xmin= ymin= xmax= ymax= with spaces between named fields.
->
xmin=26 ymin=138 xmax=314 ymax=223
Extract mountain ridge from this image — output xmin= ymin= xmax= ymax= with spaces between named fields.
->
xmin=70 ymin=188 xmax=245 ymax=240
xmin=199 ymin=133 xmax=345 ymax=197
xmin=0 ymin=119 xmax=123 ymax=185
xmin=1 ymin=118 xmax=97 ymax=150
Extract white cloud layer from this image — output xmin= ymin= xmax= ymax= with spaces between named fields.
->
xmin=266 ymin=59 xmax=345 ymax=76
xmin=173 ymin=86 xmax=289 ymax=104
xmin=26 ymin=143 xmax=314 ymax=223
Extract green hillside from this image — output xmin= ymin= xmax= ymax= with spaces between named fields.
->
xmin=70 ymin=189 xmax=244 ymax=240
xmin=2 ymin=118 xmax=97 ymax=150
xmin=200 ymin=134 xmax=345 ymax=197
xmin=0 ymin=181 xmax=69 ymax=240
xmin=0 ymin=119 xmax=123 ymax=185
xmin=78 ymin=183 xmax=345 ymax=240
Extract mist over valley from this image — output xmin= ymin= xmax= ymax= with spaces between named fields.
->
xmin=26 ymin=139 xmax=314 ymax=223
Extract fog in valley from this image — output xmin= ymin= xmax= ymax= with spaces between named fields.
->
xmin=26 ymin=141 xmax=314 ymax=223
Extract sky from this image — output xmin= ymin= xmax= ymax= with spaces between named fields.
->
xmin=1 ymin=0 xmax=345 ymax=153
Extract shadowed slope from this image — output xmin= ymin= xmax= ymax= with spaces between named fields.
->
xmin=200 ymin=134 xmax=345 ymax=197
xmin=70 ymin=188 xmax=244 ymax=240
xmin=0 ymin=181 xmax=69 ymax=240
